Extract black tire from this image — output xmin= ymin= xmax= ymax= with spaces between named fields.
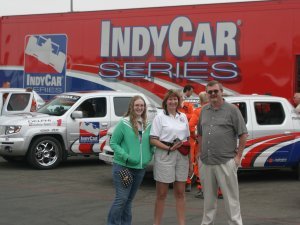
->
xmin=297 ymin=162 xmax=300 ymax=181
xmin=27 ymin=136 xmax=62 ymax=170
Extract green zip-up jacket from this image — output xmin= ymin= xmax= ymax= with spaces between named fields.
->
xmin=110 ymin=117 xmax=154 ymax=169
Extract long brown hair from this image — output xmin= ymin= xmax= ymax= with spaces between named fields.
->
xmin=162 ymin=89 xmax=181 ymax=115
xmin=124 ymin=95 xmax=147 ymax=135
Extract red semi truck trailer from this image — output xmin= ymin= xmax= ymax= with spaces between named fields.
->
xmin=0 ymin=0 xmax=300 ymax=103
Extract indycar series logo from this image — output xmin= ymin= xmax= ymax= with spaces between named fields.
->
xmin=70 ymin=122 xmax=107 ymax=154
xmin=79 ymin=122 xmax=100 ymax=144
xmin=99 ymin=16 xmax=240 ymax=80
xmin=24 ymin=34 xmax=67 ymax=97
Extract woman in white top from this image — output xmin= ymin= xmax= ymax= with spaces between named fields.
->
xmin=150 ymin=89 xmax=190 ymax=225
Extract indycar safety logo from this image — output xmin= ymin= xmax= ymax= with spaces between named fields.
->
xmin=24 ymin=34 xmax=67 ymax=97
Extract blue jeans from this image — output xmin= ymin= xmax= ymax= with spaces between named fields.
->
xmin=107 ymin=163 xmax=146 ymax=225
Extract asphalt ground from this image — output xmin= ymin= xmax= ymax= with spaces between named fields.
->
xmin=0 ymin=157 xmax=299 ymax=225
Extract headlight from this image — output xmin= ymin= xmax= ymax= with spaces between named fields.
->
xmin=4 ymin=126 xmax=22 ymax=135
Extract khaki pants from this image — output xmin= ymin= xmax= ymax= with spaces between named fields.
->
xmin=199 ymin=159 xmax=243 ymax=225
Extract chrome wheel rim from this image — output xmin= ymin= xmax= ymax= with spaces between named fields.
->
xmin=34 ymin=140 xmax=58 ymax=167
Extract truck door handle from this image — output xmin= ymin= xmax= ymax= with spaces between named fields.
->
xmin=101 ymin=122 xmax=108 ymax=127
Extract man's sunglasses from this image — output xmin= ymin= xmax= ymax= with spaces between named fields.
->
xmin=207 ymin=89 xmax=219 ymax=95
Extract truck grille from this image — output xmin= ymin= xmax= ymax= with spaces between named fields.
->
xmin=0 ymin=126 xmax=5 ymax=135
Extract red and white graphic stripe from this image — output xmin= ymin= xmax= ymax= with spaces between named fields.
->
xmin=242 ymin=133 xmax=300 ymax=168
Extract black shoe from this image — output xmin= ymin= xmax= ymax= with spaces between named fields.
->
xmin=195 ymin=190 xmax=204 ymax=199
xmin=185 ymin=183 xmax=192 ymax=192
xmin=218 ymin=194 xmax=223 ymax=199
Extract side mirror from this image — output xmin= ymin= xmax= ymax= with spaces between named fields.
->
xmin=71 ymin=110 xmax=83 ymax=119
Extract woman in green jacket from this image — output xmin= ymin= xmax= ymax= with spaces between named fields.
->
xmin=107 ymin=95 xmax=154 ymax=225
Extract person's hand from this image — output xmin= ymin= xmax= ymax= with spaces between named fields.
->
xmin=127 ymin=156 xmax=139 ymax=165
xmin=234 ymin=155 xmax=242 ymax=167
xmin=172 ymin=140 xmax=182 ymax=150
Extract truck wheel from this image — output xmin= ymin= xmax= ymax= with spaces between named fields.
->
xmin=27 ymin=136 xmax=62 ymax=169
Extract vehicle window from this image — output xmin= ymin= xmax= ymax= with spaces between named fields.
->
xmin=114 ymin=97 xmax=131 ymax=117
xmin=254 ymin=102 xmax=285 ymax=125
xmin=232 ymin=102 xmax=247 ymax=123
xmin=7 ymin=93 xmax=31 ymax=111
xmin=37 ymin=95 xmax=80 ymax=116
xmin=76 ymin=97 xmax=106 ymax=118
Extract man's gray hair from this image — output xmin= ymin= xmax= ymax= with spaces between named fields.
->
xmin=206 ymin=80 xmax=223 ymax=91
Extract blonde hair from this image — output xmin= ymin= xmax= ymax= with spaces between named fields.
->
xmin=124 ymin=95 xmax=147 ymax=135
xmin=199 ymin=91 xmax=208 ymax=105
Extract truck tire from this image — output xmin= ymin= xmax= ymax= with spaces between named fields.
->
xmin=298 ymin=162 xmax=300 ymax=181
xmin=27 ymin=136 xmax=62 ymax=170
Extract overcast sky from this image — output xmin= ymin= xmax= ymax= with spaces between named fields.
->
xmin=0 ymin=0 xmax=266 ymax=16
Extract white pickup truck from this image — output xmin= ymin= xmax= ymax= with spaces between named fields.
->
xmin=100 ymin=95 xmax=300 ymax=179
xmin=0 ymin=88 xmax=45 ymax=115
xmin=0 ymin=91 xmax=157 ymax=169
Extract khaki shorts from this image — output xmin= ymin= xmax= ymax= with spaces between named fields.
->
xmin=153 ymin=148 xmax=189 ymax=183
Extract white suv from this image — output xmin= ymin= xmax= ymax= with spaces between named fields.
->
xmin=0 ymin=90 xmax=156 ymax=169
xmin=100 ymin=95 xmax=300 ymax=179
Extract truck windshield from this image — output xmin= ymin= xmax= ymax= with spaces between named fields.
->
xmin=37 ymin=95 xmax=80 ymax=116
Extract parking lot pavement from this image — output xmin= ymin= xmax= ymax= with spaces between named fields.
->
xmin=0 ymin=157 xmax=299 ymax=225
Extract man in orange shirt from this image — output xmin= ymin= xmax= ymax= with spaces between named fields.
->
xmin=189 ymin=92 xmax=207 ymax=196
xmin=179 ymin=85 xmax=194 ymax=120
xmin=183 ymin=84 xmax=194 ymax=100
xmin=179 ymin=99 xmax=194 ymax=121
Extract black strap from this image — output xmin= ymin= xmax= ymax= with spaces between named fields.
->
xmin=161 ymin=141 xmax=173 ymax=147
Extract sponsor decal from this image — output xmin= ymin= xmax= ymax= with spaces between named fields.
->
xmin=57 ymin=95 xmax=80 ymax=100
xmin=28 ymin=118 xmax=53 ymax=126
xmin=57 ymin=119 xmax=62 ymax=126
xmin=179 ymin=117 xmax=186 ymax=123
xmin=40 ymin=129 xmax=50 ymax=132
xmin=267 ymin=158 xmax=273 ymax=163
xmin=24 ymin=34 xmax=67 ymax=96
xmin=70 ymin=128 xmax=108 ymax=153
xmin=268 ymin=158 xmax=287 ymax=163
xmin=79 ymin=122 xmax=100 ymax=144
